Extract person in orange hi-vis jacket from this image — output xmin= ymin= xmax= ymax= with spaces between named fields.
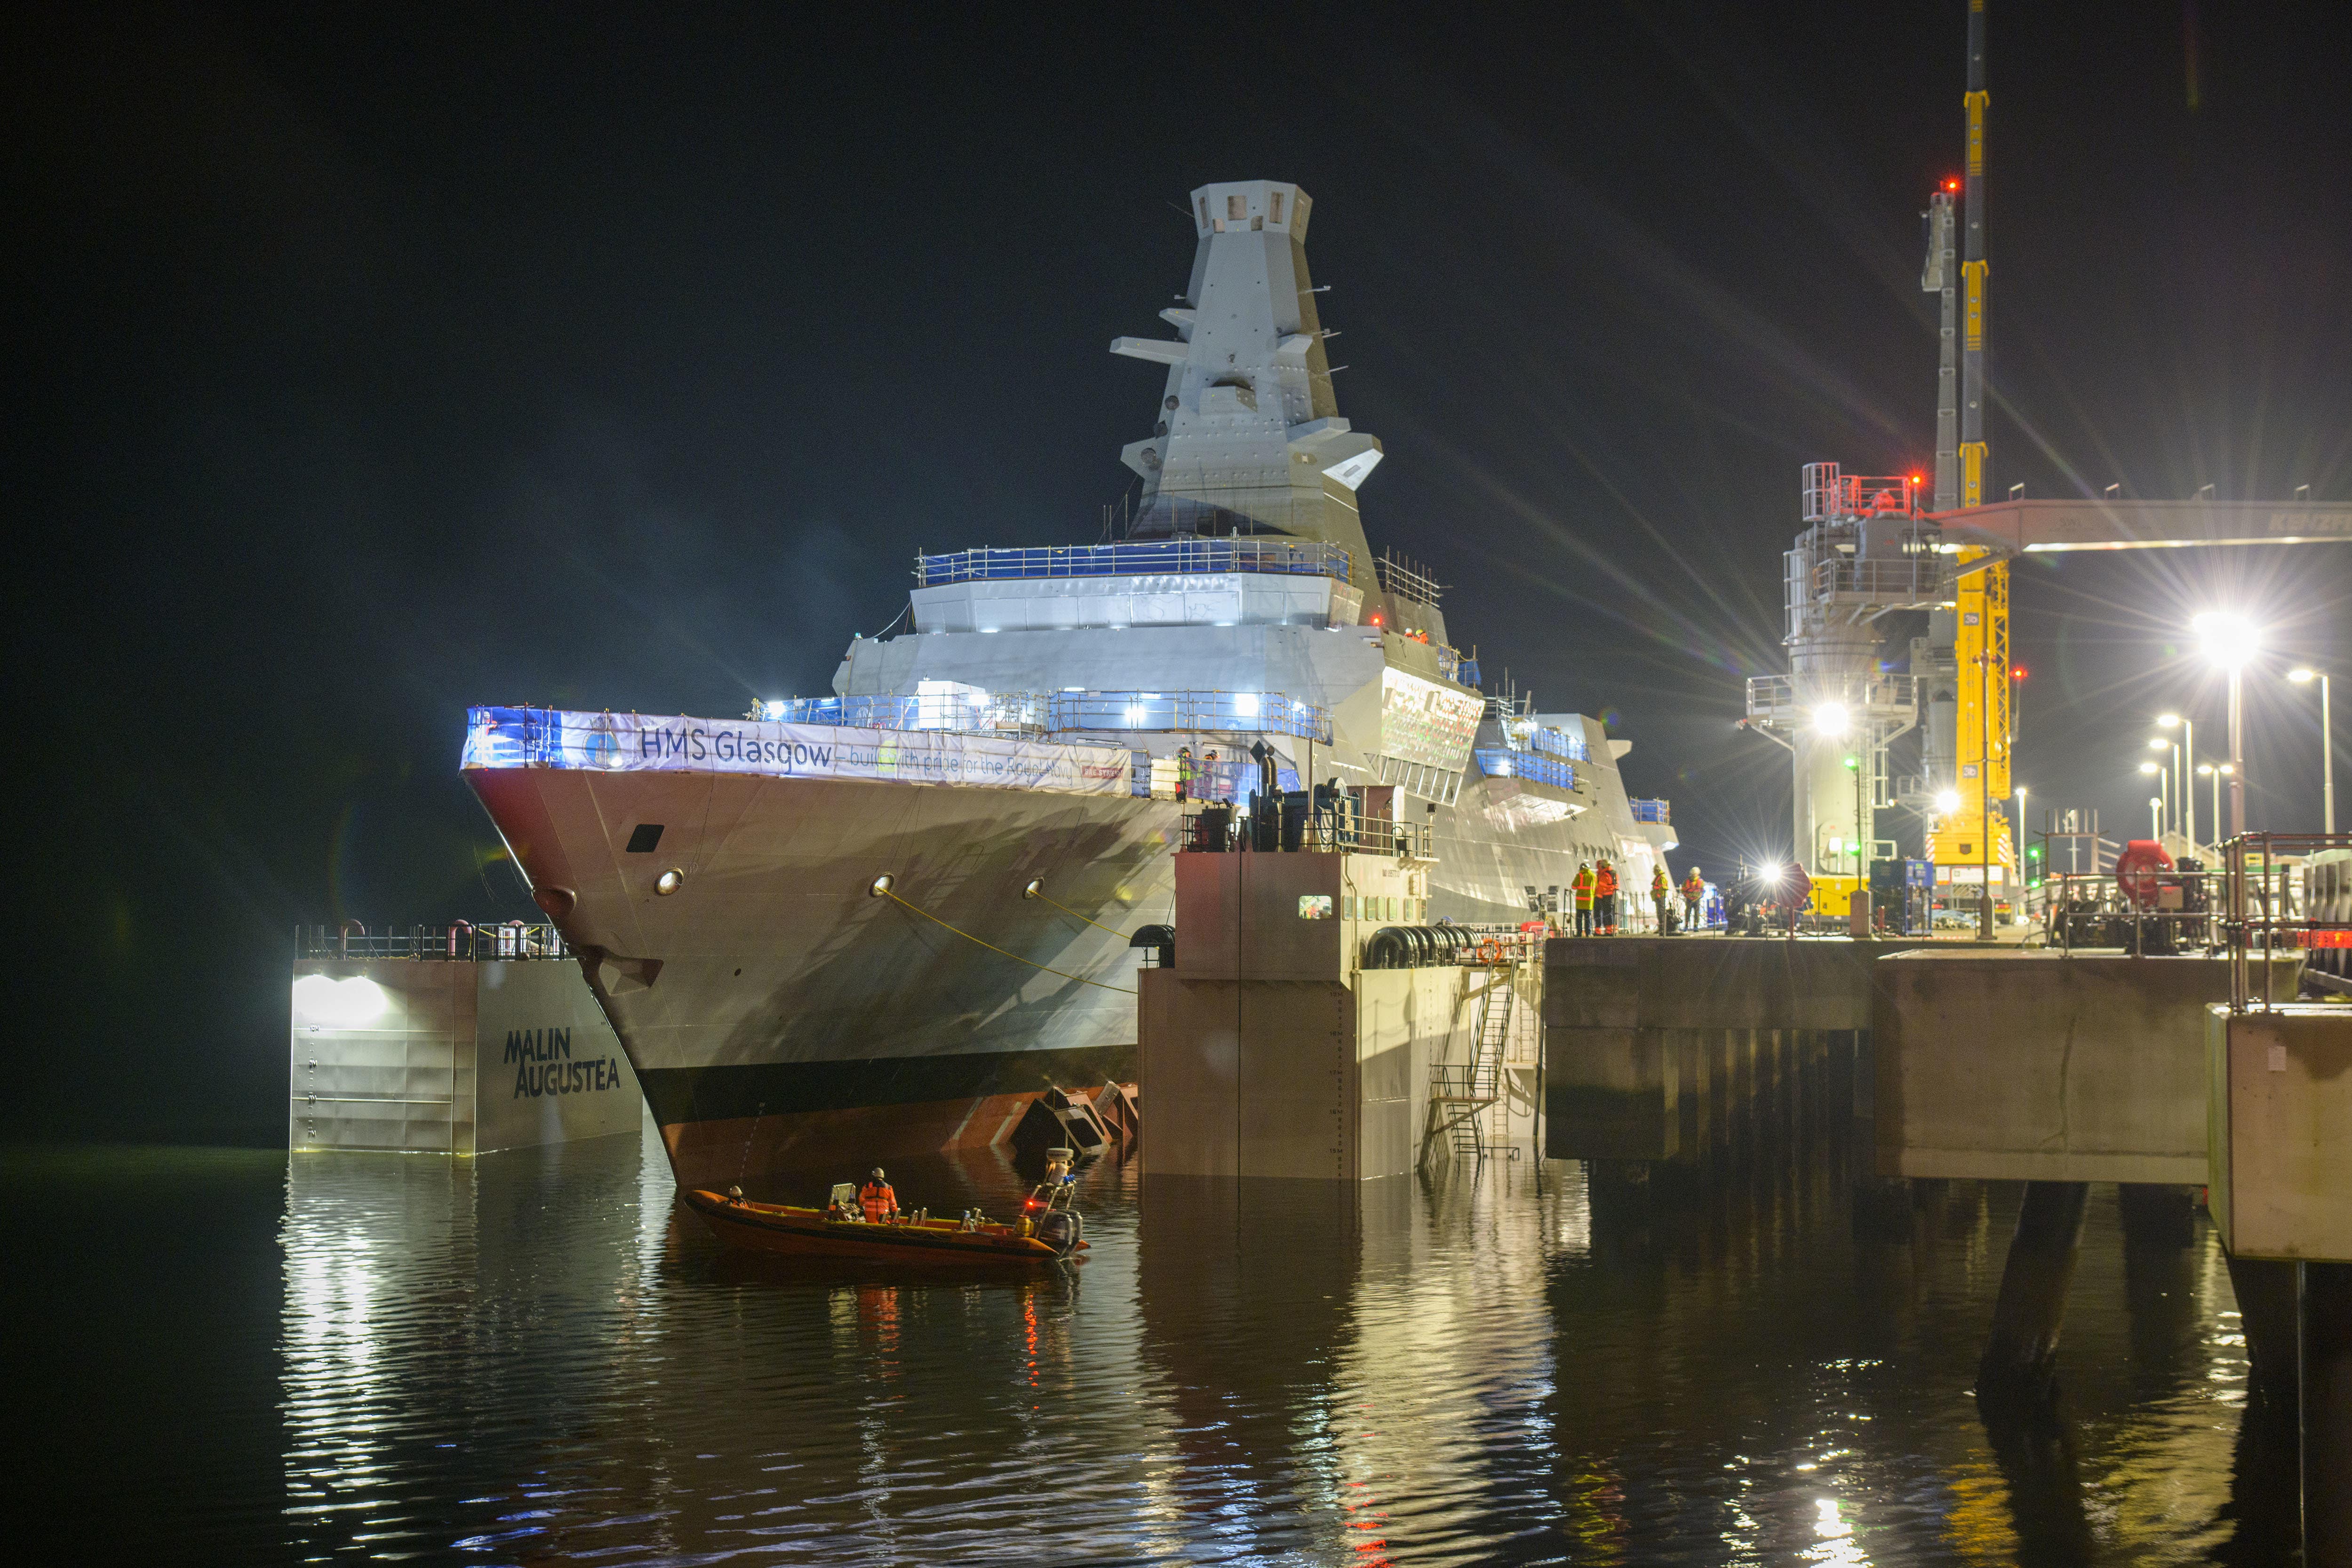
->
xmin=859 ymin=1168 xmax=899 ymax=1222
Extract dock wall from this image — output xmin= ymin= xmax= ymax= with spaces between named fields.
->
xmin=1872 ymin=951 xmax=2294 ymax=1183
xmin=1539 ymin=937 xmax=1908 ymax=1162
xmin=291 ymin=958 xmax=642 ymax=1154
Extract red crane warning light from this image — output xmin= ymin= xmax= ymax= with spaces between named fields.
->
xmin=2010 ymin=665 xmax=2029 ymax=681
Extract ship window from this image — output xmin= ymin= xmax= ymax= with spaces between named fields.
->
xmin=626 ymin=823 xmax=665 ymax=854
xmin=1227 ymin=193 xmax=1245 ymax=221
xmin=1270 ymin=191 xmax=1284 ymax=223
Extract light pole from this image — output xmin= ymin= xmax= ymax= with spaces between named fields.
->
xmin=2289 ymin=667 xmax=2335 ymax=833
xmin=2140 ymin=758 xmax=2166 ymax=841
xmin=2198 ymin=761 xmax=2233 ymax=843
xmin=2195 ymin=613 xmax=2258 ymax=837
xmin=2148 ymin=735 xmax=2182 ymax=843
xmin=2150 ymin=796 xmax=2162 ymax=839
xmin=2159 ymin=714 xmax=2194 ymax=851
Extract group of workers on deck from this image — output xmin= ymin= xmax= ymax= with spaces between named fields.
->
xmin=1568 ymin=860 xmax=1713 ymax=934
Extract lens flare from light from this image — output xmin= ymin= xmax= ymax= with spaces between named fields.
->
xmin=1934 ymin=788 xmax=1961 ymax=813
xmin=1811 ymin=702 xmax=1850 ymax=737
xmin=2193 ymin=611 xmax=2259 ymax=669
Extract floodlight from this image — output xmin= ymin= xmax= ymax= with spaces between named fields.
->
xmin=2148 ymin=737 xmax=2168 ymax=750
xmin=2157 ymin=713 xmax=2181 ymax=727
xmin=2139 ymin=761 xmax=2160 ymax=774
xmin=1811 ymin=702 xmax=1850 ymax=737
xmin=1934 ymin=788 xmax=1961 ymax=813
xmin=2289 ymin=668 xmax=2316 ymax=684
xmin=2193 ymin=611 xmax=2259 ymax=669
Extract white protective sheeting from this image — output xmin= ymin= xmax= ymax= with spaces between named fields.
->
xmin=461 ymin=707 xmax=1132 ymax=796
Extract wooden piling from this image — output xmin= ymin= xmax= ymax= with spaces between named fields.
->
xmin=1977 ymin=1180 xmax=2090 ymax=1404
xmin=2304 ymin=1262 xmax=2352 ymax=1568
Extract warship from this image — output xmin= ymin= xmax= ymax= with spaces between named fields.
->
xmin=464 ymin=180 xmax=1676 ymax=1186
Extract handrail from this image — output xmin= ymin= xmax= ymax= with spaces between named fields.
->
xmin=1475 ymin=748 xmax=1577 ymax=791
xmin=2222 ymin=832 xmax=2348 ymax=1011
xmin=914 ymin=538 xmax=1352 ymax=588
xmin=1048 ymin=690 xmax=1333 ymax=744
xmin=296 ymin=923 xmax=570 ymax=962
xmin=756 ymin=688 xmax=1334 ymax=743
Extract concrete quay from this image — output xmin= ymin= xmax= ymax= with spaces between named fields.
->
xmin=1871 ymin=949 xmax=2296 ymax=1184
xmin=1539 ymin=936 xmax=1913 ymax=1167
xmin=1539 ymin=933 xmax=2350 ymax=1562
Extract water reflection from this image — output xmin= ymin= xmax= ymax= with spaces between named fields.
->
xmin=0 ymin=1110 xmax=2291 ymax=1564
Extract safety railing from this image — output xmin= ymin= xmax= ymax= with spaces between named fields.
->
xmin=1802 ymin=463 xmax=1919 ymax=522
xmin=914 ymin=538 xmax=1352 ymax=588
xmin=1495 ymin=719 xmax=1588 ymax=762
xmin=1180 ymin=799 xmax=1435 ymax=860
xmin=2224 ymin=833 xmax=2347 ymax=1011
xmin=1475 ymin=748 xmax=1576 ymax=792
xmin=757 ymin=692 xmax=1050 ymax=734
xmin=1745 ymin=673 xmax=1919 ymax=725
xmin=2041 ymin=871 xmax=2218 ymax=958
xmin=1374 ymin=551 xmax=1443 ymax=608
xmin=1047 ymin=690 xmax=1332 ymax=743
xmin=1811 ymin=554 xmax=1949 ymax=607
xmin=296 ymin=923 xmax=570 ymax=961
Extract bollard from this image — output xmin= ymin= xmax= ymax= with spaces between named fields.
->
xmin=1977 ymin=1180 xmax=2090 ymax=1406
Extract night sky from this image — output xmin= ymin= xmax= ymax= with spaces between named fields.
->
xmin=11 ymin=3 xmax=2347 ymax=1141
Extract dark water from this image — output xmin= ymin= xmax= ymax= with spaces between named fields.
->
xmin=5 ymin=1119 xmax=2296 ymax=1565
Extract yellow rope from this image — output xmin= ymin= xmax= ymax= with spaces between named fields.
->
xmin=1030 ymin=889 xmax=1131 ymax=940
xmin=883 ymin=890 xmax=1136 ymax=995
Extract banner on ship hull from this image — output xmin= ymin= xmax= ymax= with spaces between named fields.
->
xmin=460 ymin=707 xmax=1132 ymax=796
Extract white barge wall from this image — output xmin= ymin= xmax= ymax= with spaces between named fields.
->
xmin=291 ymin=958 xmax=642 ymax=1154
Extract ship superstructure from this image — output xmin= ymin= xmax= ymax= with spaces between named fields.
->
xmin=466 ymin=181 xmax=1676 ymax=1186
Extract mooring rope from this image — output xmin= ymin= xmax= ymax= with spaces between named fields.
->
xmin=1029 ymin=888 xmax=1131 ymax=941
xmin=882 ymin=890 xmax=1137 ymax=995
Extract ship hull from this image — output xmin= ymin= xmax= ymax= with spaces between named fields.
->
xmin=467 ymin=764 xmax=1176 ymax=1186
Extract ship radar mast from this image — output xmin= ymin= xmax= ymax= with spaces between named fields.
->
xmin=1109 ymin=180 xmax=1382 ymax=576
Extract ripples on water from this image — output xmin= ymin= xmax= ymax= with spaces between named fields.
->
xmin=4 ymin=1115 xmax=2294 ymax=1565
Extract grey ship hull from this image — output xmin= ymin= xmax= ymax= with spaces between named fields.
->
xmin=468 ymin=762 xmax=1174 ymax=1187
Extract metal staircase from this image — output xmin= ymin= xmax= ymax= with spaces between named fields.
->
xmin=1424 ymin=965 xmax=1516 ymax=1165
